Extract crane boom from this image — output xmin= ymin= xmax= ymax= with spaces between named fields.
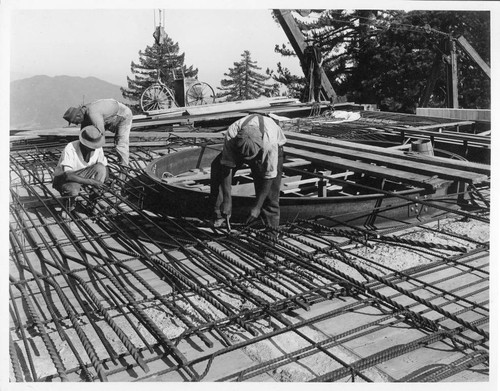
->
xmin=273 ymin=9 xmax=337 ymax=102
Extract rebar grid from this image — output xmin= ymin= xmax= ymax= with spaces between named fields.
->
xmin=9 ymin=140 xmax=489 ymax=382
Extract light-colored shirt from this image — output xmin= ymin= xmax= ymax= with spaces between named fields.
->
xmin=53 ymin=141 xmax=108 ymax=177
xmin=221 ymin=115 xmax=286 ymax=179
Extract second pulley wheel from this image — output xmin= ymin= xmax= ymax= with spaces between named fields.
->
xmin=185 ymin=82 xmax=215 ymax=106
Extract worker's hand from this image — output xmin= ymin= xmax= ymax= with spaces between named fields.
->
xmin=221 ymin=199 xmax=232 ymax=217
xmin=89 ymin=179 xmax=106 ymax=188
xmin=245 ymin=207 xmax=261 ymax=225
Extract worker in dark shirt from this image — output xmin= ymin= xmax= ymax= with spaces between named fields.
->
xmin=304 ymin=44 xmax=324 ymax=102
xmin=210 ymin=114 xmax=286 ymax=229
xmin=63 ymin=99 xmax=133 ymax=166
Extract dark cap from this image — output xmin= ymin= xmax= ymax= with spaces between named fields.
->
xmin=63 ymin=107 xmax=84 ymax=125
xmin=235 ymin=127 xmax=263 ymax=160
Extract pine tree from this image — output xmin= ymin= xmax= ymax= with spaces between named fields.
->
xmin=268 ymin=62 xmax=307 ymax=100
xmin=273 ymin=10 xmax=490 ymax=112
xmin=218 ymin=50 xmax=278 ymax=101
xmin=121 ymin=33 xmax=198 ymax=113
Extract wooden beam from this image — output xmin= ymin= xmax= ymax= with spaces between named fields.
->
xmin=273 ymin=9 xmax=337 ymax=101
xmin=411 ymin=121 xmax=475 ymax=131
xmin=390 ymin=126 xmax=490 ymax=148
xmin=457 ymin=36 xmax=491 ymax=78
xmin=285 ymin=138 xmax=488 ymax=184
xmin=169 ymin=132 xmax=225 ymax=139
xmin=162 ymin=157 xmax=311 ymax=184
xmin=444 ymin=38 xmax=459 ymax=108
xmin=284 ymin=131 xmax=490 ymax=175
xmin=285 ymin=146 xmax=447 ymax=191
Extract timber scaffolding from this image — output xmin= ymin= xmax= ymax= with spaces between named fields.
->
xmin=9 ymin=110 xmax=490 ymax=383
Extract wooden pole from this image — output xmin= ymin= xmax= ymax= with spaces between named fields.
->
xmin=445 ymin=37 xmax=459 ymax=108
xmin=273 ymin=9 xmax=337 ymax=102
xmin=457 ymin=35 xmax=490 ymax=78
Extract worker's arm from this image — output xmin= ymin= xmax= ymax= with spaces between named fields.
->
xmin=59 ymin=170 xmax=105 ymax=188
xmin=247 ymin=178 xmax=273 ymax=223
xmin=220 ymin=165 xmax=233 ymax=217
xmin=86 ymin=107 xmax=106 ymax=134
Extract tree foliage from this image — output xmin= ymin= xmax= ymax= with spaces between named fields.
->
xmin=273 ymin=10 xmax=490 ymax=112
xmin=218 ymin=50 xmax=278 ymax=101
xmin=121 ymin=33 xmax=198 ymax=113
xmin=268 ymin=62 xmax=307 ymax=101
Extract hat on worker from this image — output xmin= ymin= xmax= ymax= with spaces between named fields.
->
xmin=79 ymin=126 xmax=105 ymax=149
xmin=235 ymin=126 xmax=263 ymax=160
xmin=63 ymin=107 xmax=84 ymax=125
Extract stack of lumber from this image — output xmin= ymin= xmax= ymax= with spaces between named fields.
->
xmin=160 ymin=130 xmax=490 ymax=196
xmin=388 ymin=121 xmax=491 ymax=149
xmin=284 ymin=132 xmax=490 ymax=191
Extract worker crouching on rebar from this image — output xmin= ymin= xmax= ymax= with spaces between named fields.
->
xmin=52 ymin=126 xmax=108 ymax=213
xmin=63 ymin=98 xmax=133 ymax=167
xmin=210 ymin=114 xmax=286 ymax=230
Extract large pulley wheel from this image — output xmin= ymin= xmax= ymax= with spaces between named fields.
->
xmin=141 ymin=84 xmax=176 ymax=112
xmin=185 ymin=82 xmax=215 ymax=106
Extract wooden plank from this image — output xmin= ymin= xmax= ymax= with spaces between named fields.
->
xmin=416 ymin=108 xmax=491 ymax=122
xmin=131 ymin=102 xmax=324 ymax=129
xmin=162 ymin=158 xmax=311 ymax=184
xmin=412 ymin=121 xmax=475 ymax=130
xmin=391 ymin=126 xmax=490 ymax=145
xmin=284 ymin=172 xmax=353 ymax=187
xmin=285 ymin=139 xmax=488 ymax=184
xmin=144 ymin=107 xmax=186 ymax=116
xmin=11 ymin=128 xmax=188 ymax=141
xmin=180 ymin=175 xmax=306 ymax=196
xmin=169 ymin=132 xmax=225 ymax=139
xmin=284 ymin=146 xmax=444 ymax=190
xmin=284 ymin=131 xmax=490 ymax=176
xmin=184 ymin=97 xmax=299 ymax=116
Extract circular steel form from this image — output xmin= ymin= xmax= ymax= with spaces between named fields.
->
xmin=141 ymin=144 xmax=455 ymax=224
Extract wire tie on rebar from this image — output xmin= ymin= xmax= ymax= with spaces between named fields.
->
xmin=196 ymin=354 xmax=216 ymax=382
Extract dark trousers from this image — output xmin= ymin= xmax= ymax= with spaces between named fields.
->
xmin=210 ymin=153 xmax=227 ymax=220
xmin=210 ymin=147 xmax=283 ymax=228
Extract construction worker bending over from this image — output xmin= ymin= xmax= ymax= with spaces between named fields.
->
xmin=210 ymin=114 xmax=287 ymax=229
xmin=63 ymin=99 xmax=133 ymax=166
xmin=52 ymin=126 xmax=108 ymax=212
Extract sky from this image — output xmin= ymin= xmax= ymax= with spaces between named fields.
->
xmin=4 ymin=0 xmax=498 ymax=91
xmin=7 ymin=5 xmax=306 ymax=90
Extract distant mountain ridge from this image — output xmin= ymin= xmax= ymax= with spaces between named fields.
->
xmin=10 ymin=75 xmax=127 ymax=130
